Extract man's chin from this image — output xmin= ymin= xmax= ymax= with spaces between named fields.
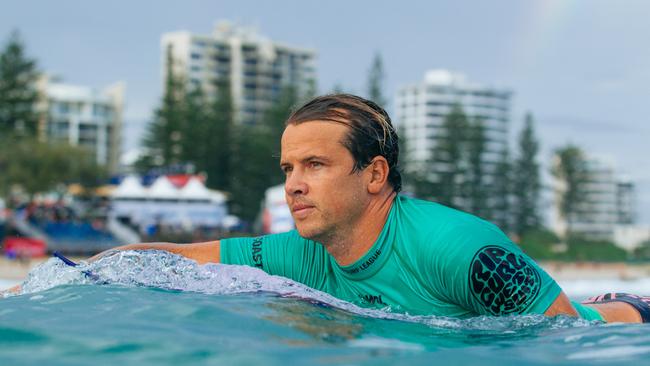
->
xmin=295 ymin=223 xmax=321 ymax=241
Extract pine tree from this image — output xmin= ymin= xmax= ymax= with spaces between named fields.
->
xmin=430 ymin=104 xmax=469 ymax=208
xmin=551 ymin=145 xmax=589 ymax=238
xmin=139 ymin=45 xmax=185 ymax=169
xmin=513 ymin=113 xmax=541 ymax=236
xmin=492 ymin=149 xmax=512 ymax=233
xmin=205 ymin=77 xmax=235 ymax=191
xmin=228 ymin=84 xmax=299 ymax=224
xmin=228 ymin=124 xmax=275 ymax=224
xmin=331 ymin=83 xmax=345 ymax=94
xmin=466 ymin=118 xmax=489 ymax=218
xmin=366 ymin=52 xmax=387 ymax=108
xmin=0 ymin=31 xmax=39 ymax=137
xmin=180 ymin=84 xmax=208 ymax=165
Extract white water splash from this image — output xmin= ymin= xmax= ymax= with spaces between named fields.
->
xmin=10 ymin=250 xmax=594 ymax=330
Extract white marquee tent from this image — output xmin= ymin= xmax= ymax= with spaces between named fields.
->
xmin=110 ymin=175 xmax=228 ymax=231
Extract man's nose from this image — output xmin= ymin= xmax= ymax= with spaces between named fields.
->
xmin=285 ymin=169 xmax=308 ymax=196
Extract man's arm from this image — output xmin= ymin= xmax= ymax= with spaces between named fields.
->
xmin=544 ymin=290 xmax=644 ymax=323
xmin=544 ymin=291 xmax=578 ymax=317
xmin=1 ymin=241 xmax=222 ymax=296
xmin=89 ymin=240 xmax=221 ymax=265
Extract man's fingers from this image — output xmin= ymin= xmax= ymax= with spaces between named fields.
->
xmin=1 ymin=284 xmax=22 ymax=297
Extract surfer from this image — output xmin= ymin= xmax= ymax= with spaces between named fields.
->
xmin=11 ymin=94 xmax=650 ymax=323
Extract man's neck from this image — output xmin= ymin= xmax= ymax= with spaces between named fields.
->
xmin=325 ymin=191 xmax=396 ymax=266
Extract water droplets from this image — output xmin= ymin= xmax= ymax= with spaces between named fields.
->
xmin=12 ymin=250 xmax=595 ymax=331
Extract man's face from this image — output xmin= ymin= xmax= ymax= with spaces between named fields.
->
xmin=280 ymin=121 xmax=369 ymax=243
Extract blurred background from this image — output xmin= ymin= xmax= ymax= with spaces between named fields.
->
xmin=1 ymin=0 xmax=649 ymax=292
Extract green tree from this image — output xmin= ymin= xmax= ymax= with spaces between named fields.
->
xmin=228 ymin=125 xmax=275 ymax=224
xmin=204 ymin=77 xmax=235 ymax=191
xmin=0 ymin=137 xmax=107 ymax=197
xmin=396 ymin=124 xmax=418 ymax=194
xmin=518 ymin=228 xmax=561 ymax=260
xmin=465 ymin=118 xmax=489 ymax=218
xmin=492 ymin=149 xmax=512 ymax=232
xmin=430 ymin=104 xmax=469 ymax=208
xmin=139 ymin=45 xmax=185 ymax=169
xmin=513 ymin=112 xmax=541 ymax=236
xmin=632 ymin=240 xmax=650 ymax=261
xmin=229 ymin=85 xmax=299 ymax=224
xmin=265 ymin=85 xmax=298 ymax=159
xmin=0 ymin=31 xmax=39 ymax=137
xmin=331 ymin=83 xmax=345 ymax=94
xmin=563 ymin=236 xmax=627 ymax=262
xmin=366 ymin=52 xmax=387 ymax=107
xmin=179 ymin=84 xmax=208 ymax=165
xmin=551 ymin=145 xmax=589 ymax=238
xmin=302 ymin=78 xmax=317 ymax=101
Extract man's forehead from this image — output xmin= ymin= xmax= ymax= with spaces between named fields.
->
xmin=282 ymin=120 xmax=349 ymax=141
xmin=280 ymin=121 xmax=349 ymax=159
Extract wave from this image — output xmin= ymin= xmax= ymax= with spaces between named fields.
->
xmin=7 ymin=250 xmax=594 ymax=331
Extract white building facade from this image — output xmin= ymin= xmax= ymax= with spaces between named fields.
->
xmin=551 ymin=156 xmax=638 ymax=244
xmin=395 ymin=70 xmax=511 ymax=172
xmin=37 ymin=76 xmax=125 ymax=173
xmin=161 ymin=21 xmax=317 ymax=125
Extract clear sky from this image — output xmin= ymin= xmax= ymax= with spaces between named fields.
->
xmin=2 ymin=0 xmax=649 ymax=223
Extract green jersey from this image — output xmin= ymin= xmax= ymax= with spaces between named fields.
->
xmin=221 ymin=195 xmax=566 ymax=318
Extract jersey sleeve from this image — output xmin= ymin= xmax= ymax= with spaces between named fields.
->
xmin=424 ymin=222 xmax=562 ymax=316
xmin=219 ymin=230 xmax=329 ymax=290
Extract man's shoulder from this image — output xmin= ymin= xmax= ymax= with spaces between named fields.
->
xmin=397 ymin=195 xmax=498 ymax=230
xmin=395 ymin=195 xmax=510 ymax=246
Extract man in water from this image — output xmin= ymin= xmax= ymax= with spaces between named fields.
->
xmin=53 ymin=95 xmax=650 ymax=322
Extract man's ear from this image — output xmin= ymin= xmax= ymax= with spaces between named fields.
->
xmin=367 ymin=156 xmax=389 ymax=194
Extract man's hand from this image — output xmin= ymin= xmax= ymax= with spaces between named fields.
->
xmin=1 ymin=284 xmax=21 ymax=297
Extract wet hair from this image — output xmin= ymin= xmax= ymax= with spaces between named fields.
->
xmin=286 ymin=93 xmax=401 ymax=193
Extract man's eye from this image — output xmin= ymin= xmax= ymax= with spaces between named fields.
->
xmin=281 ymin=166 xmax=292 ymax=174
xmin=309 ymin=161 xmax=322 ymax=169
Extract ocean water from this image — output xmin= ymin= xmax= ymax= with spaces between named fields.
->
xmin=1 ymin=251 xmax=650 ymax=365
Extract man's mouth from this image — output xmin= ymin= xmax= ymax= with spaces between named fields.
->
xmin=291 ymin=204 xmax=315 ymax=218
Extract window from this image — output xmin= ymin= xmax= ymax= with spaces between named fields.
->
xmin=57 ymin=102 xmax=70 ymax=114
xmin=93 ymin=104 xmax=107 ymax=117
xmin=48 ymin=120 xmax=69 ymax=138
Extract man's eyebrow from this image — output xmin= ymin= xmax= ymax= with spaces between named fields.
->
xmin=301 ymin=155 xmax=332 ymax=163
xmin=279 ymin=155 xmax=331 ymax=166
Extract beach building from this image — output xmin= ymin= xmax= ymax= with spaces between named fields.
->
xmin=161 ymin=20 xmax=317 ymax=126
xmin=36 ymin=75 xmax=125 ymax=174
xmin=394 ymin=70 xmax=512 ymax=218
xmin=551 ymin=155 xmax=638 ymax=244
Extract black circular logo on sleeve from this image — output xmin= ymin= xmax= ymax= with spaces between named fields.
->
xmin=469 ymin=246 xmax=541 ymax=315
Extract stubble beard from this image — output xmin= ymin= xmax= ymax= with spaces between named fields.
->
xmin=297 ymin=208 xmax=358 ymax=260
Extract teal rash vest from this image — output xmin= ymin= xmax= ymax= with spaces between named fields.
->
xmin=221 ymin=195 xmax=597 ymax=320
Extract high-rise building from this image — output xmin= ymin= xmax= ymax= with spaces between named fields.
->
xmin=551 ymin=155 xmax=636 ymax=241
xmin=161 ymin=21 xmax=317 ymax=125
xmin=617 ymin=178 xmax=636 ymax=225
xmin=36 ymin=76 xmax=125 ymax=173
xmin=394 ymin=70 xmax=512 ymax=219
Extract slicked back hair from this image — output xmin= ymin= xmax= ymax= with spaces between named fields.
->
xmin=286 ymin=94 xmax=402 ymax=193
